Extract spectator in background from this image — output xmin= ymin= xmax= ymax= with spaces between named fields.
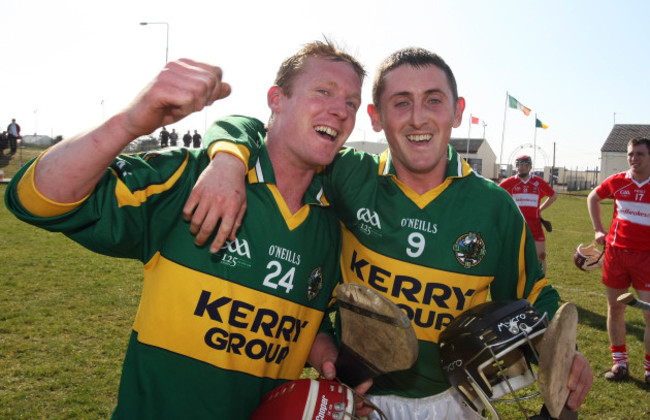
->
xmin=0 ymin=131 xmax=8 ymax=155
xmin=499 ymin=155 xmax=557 ymax=273
xmin=169 ymin=128 xmax=178 ymax=146
xmin=7 ymin=118 xmax=21 ymax=155
xmin=183 ymin=130 xmax=192 ymax=148
xmin=159 ymin=127 xmax=170 ymax=148
xmin=192 ymin=130 xmax=202 ymax=148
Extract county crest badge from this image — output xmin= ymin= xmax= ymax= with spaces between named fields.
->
xmin=453 ymin=232 xmax=486 ymax=269
xmin=306 ymin=267 xmax=323 ymax=301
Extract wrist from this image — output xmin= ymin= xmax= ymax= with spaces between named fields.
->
xmin=103 ymin=113 xmax=145 ymax=149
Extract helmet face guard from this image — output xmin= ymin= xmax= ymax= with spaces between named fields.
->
xmin=573 ymin=242 xmax=604 ymax=271
xmin=515 ymin=155 xmax=532 ymax=165
xmin=515 ymin=155 xmax=532 ymax=178
xmin=439 ymin=300 xmax=548 ymax=419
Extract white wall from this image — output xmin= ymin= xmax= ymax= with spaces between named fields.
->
xmin=600 ymin=152 xmax=627 ymax=183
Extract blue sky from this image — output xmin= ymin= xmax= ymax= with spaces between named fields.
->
xmin=2 ymin=0 xmax=648 ymax=170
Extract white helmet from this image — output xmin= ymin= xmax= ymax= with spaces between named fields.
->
xmin=573 ymin=242 xmax=604 ymax=271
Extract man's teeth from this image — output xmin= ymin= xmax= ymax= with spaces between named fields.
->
xmin=315 ymin=126 xmax=338 ymax=138
xmin=407 ymin=134 xmax=431 ymax=142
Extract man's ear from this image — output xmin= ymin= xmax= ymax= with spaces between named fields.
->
xmin=267 ymin=86 xmax=283 ymax=112
xmin=367 ymin=104 xmax=383 ymax=133
xmin=453 ymin=97 xmax=466 ymax=128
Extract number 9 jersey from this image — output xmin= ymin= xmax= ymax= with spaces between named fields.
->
xmin=323 ymin=145 xmax=560 ymax=399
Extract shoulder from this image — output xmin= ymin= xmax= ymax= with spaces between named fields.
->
xmin=499 ymin=176 xmax=516 ymax=187
xmin=534 ymin=176 xmax=554 ymax=190
xmin=602 ymin=171 xmax=628 ymax=186
xmin=465 ymin=172 xmax=514 ymax=198
xmin=124 ymin=148 xmax=203 ymax=175
xmin=332 ymin=146 xmax=381 ymax=168
xmin=452 ymin=173 xmax=520 ymax=216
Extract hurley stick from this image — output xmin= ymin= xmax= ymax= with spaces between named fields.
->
xmin=617 ymin=293 xmax=650 ymax=312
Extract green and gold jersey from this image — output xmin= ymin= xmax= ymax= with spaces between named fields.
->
xmin=202 ymin=115 xmax=560 ymax=399
xmin=325 ymin=147 xmax=558 ymax=398
xmin=5 ymin=144 xmax=341 ymax=419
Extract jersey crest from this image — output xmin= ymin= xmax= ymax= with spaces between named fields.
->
xmin=307 ymin=267 xmax=323 ymax=301
xmin=452 ymin=232 xmax=486 ymax=269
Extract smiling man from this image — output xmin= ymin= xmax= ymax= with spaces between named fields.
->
xmin=186 ymin=47 xmax=593 ymax=419
xmin=5 ymin=40 xmax=368 ymax=419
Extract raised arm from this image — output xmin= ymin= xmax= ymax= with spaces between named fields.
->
xmin=34 ymin=59 xmax=230 ymax=203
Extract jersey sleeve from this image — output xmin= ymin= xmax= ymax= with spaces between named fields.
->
xmin=498 ymin=177 xmax=514 ymax=193
xmin=5 ymin=149 xmax=200 ymax=263
xmin=322 ymin=148 xmax=384 ymax=214
xmin=203 ymin=115 xmax=266 ymax=169
xmin=485 ymin=185 xmax=560 ymax=319
xmin=539 ymin=179 xmax=556 ymax=197
xmin=595 ymin=175 xmax=614 ymax=199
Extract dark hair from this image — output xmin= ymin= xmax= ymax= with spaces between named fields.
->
xmin=628 ymin=136 xmax=650 ymax=152
xmin=274 ymin=38 xmax=366 ymax=97
xmin=372 ymin=47 xmax=458 ymax=112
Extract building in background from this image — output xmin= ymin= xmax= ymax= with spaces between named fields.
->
xmin=600 ymin=124 xmax=650 ymax=183
xmin=449 ymin=138 xmax=497 ymax=180
xmin=344 ymin=139 xmax=389 ymax=155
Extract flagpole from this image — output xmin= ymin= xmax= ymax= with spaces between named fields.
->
xmin=499 ymin=91 xmax=509 ymax=175
xmin=533 ymin=113 xmax=538 ymax=171
xmin=466 ymin=113 xmax=472 ymax=158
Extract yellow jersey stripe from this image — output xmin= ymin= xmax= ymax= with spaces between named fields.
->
xmin=17 ymin=153 xmax=89 ymax=217
xmin=115 ymin=153 xmax=189 ymax=208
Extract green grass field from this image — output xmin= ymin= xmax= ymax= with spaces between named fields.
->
xmin=1 ymin=150 xmax=648 ymax=419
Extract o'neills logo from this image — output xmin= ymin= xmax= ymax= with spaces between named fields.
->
xmin=401 ymin=217 xmax=438 ymax=234
xmin=269 ymin=245 xmax=301 ymax=265
xmin=315 ymin=395 xmax=329 ymax=420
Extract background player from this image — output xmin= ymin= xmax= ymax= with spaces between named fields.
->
xmin=499 ymin=155 xmax=557 ymax=273
xmin=588 ymin=136 xmax=650 ymax=383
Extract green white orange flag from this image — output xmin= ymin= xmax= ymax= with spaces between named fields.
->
xmin=536 ymin=118 xmax=548 ymax=129
xmin=508 ymin=95 xmax=531 ymax=116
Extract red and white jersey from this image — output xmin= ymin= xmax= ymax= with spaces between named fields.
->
xmin=595 ymin=170 xmax=650 ymax=251
xmin=499 ymin=174 xmax=555 ymax=223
